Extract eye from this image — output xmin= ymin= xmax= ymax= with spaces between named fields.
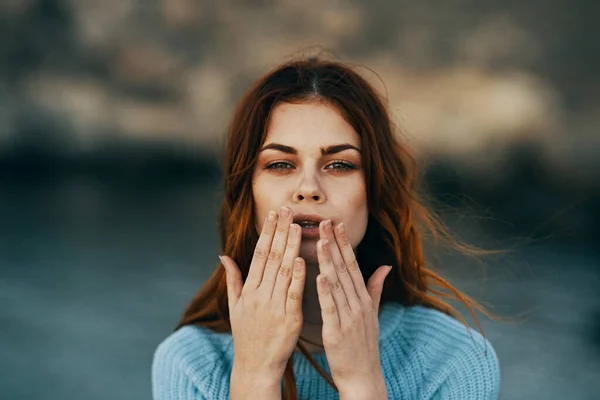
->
xmin=325 ymin=161 xmax=356 ymax=172
xmin=265 ymin=160 xmax=295 ymax=170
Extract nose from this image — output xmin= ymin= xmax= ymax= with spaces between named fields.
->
xmin=292 ymin=174 xmax=325 ymax=204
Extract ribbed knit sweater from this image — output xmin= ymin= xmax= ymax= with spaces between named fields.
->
xmin=152 ymin=302 xmax=500 ymax=399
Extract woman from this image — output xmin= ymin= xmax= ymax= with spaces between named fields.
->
xmin=152 ymin=56 xmax=500 ymax=399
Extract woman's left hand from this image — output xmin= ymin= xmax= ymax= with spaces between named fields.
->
xmin=316 ymin=219 xmax=392 ymax=400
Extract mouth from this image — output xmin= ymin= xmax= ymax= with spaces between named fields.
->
xmin=293 ymin=213 xmax=325 ymax=239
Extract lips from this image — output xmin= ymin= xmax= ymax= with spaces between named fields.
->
xmin=293 ymin=213 xmax=325 ymax=239
xmin=293 ymin=213 xmax=324 ymax=225
xmin=297 ymin=221 xmax=319 ymax=228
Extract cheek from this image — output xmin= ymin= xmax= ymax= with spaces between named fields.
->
xmin=341 ymin=183 xmax=369 ymax=248
xmin=346 ymin=210 xmax=368 ymax=249
xmin=252 ymin=179 xmax=286 ymax=232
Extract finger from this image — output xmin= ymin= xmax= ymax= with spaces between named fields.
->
xmin=220 ymin=255 xmax=242 ymax=311
xmin=316 ymin=274 xmax=340 ymax=328
xmin=317 ymin=239 xmax=350 ymax=317
xmin=245 ymin=210 xmax=278 ymax=291
xmin=334 ymin=222 xmax=370 ymax=302
xmin=367 ymin=265 xmax=392 ymax=311
xmin=272 ymin=223 xmax=301 ymax=301
xmin=259 ymin=206 xmax=292 ymax=293
xmin=320 ymin=219 xmax=360 ymax=311
xmin=285 ymin=257 xmax=306 ymax=316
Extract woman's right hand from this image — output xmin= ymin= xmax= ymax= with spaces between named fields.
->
xmin=220 ymin=206 xmax=305 ymax=381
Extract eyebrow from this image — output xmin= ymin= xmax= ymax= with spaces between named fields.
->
xmin=259 ymin=142 xmax=361 ymax=156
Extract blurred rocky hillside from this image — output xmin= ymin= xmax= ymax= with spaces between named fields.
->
xmin=0 ymin=0 xmax=598 ymax=241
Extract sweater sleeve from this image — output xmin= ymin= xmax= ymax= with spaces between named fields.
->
xmin=151 ymin=334 xmax=207 ymax=400
xmin=433 ymin=336 xmax=500 ymax=400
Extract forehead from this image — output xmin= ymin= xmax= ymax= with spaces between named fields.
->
xmin=264 ymin=102 xmax=360 ymax=149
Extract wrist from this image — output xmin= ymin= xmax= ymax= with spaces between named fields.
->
xmin=337 ymin=373 xmax=387 ymax=400
xmin=231 ymin=359 xmax=284 ymax=382
xmin=231 ymin=362 xmax=283 ymax=396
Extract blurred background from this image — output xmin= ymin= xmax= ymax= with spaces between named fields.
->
xmin=0 ymin=0 xmax=598 ymax=399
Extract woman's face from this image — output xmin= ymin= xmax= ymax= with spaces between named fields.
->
xmin=252 ymin=102 xmax=369 ymax=264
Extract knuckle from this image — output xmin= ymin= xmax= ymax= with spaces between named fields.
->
xmin=287 ymin=317 xmax=302 ymax=331
xmin=261 ymin=228 xmax=274 ymax=238
xmin=292 ymin=317 xmax=303 ymax=329
xmin=254 ymin=247 xmax=268 ymax=260
xmin=278 ymin=266 xmax=292 ymax=277
xmin=246 ymin=294 xmax=259 ymax=306
xmin=268 ymin=250 xmax=283 ymax=261
xmin=337 ymin=262 xmax=348 ymax=273
xmin=340 ymin=302 xmax=351 ymax=314
xmin=276 ymin=225 xmax=287 ymax=233
xmin=341 ymin=320 xmax=353 ymax=333
xmin=332 ymin=278 xmax=342 ymax=291
xmin=288 ymin=291 xmax=301 ymax=301
xmin=351 ymin=305 xmax=364 ymax=318
xmin=348 ymin=259 xmax=360 ymax=271
xmin=332 ymin=332 xmax=343 ymax=343
xmin=258 ymin=294 xmax=272 ymax=307
xmin=339 ymin=236 xmax=351 ymax=247
xmin=324 ymin=306 xmax=337 ymax=316
xmin=266 ymin=300 xmax=280 ymax=312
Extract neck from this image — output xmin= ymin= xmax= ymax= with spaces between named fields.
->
xmin=299 ymin=261 xmax=325 ymax=353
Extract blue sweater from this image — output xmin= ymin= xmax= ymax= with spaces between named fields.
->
xmin=152 ymin=303 xmax=500 ymax=399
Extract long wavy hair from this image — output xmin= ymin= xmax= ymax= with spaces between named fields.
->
xmin=177 ymin=56 xmax=492 ymax=399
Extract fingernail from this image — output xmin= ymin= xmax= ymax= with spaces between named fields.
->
xmin=280 ymin=206 xmax=290 ymax=218
xmin=322 ymin=239 xmax=329 ymax=248
xmin=337 ymin=222 xmax=345 ymax=234
xmin=268 ymin=211 xmax=276 ymax=222
xmin=324 ymin=219 xmax=331 ymax=228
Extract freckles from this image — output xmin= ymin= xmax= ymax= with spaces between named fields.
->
xmin=346 ymin=185 xmax=367 ymax=208
xmin=348 ymin=189 xmax=365 ymax=204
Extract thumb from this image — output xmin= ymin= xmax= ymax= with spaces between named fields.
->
xmin=219 ymin=255 xmax=243 ymax=311
xmin=367 ymin=265 xmax=392 ymax=311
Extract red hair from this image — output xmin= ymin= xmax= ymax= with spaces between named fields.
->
xmin=177 ymin=56 xmax=493 ymax=399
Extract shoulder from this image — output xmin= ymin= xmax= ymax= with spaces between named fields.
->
xmin=401 ymin=305 xmax=494 ymax=351
xmin=383 ymin=302 xmax=493 ymax=351
xmin=151 ymin=325 xmax=233 ymax=400
xmin=152 ymin=325 xmax=227 ymax=372
xmin=384 ymin=304 xmax=500 ymax=399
